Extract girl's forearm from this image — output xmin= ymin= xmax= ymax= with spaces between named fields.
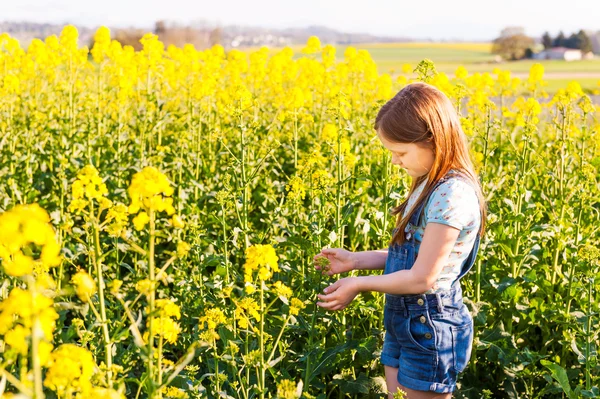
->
xmin=352 ymin=249 xmax=388 ymax=271
xmin=356 ymin=269 xmax=432 ymax=295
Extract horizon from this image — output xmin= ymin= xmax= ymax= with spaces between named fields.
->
xmin=2 ymin=0 xmax=600 ymax=41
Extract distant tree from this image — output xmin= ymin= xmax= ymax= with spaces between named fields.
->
xmin=152 ymin=20 xmax=212 ymax=49
xmin=155 ymin=20 xmax=167 ymax=36
xmin=553 ymin=31 xmax=567 ymax=47
xmin=209 ymin=27 xmax=222 ymax=46
xmin=566 ymin=32 xmax=579 ymax=49
xmin=559 ymin=30 xmax=592 ymax=52
xmin=499 ymin=26 xmax=526 ymax=38
xmin=492 ymin=28 xmax=535 ymax=60
xmin=542 ymin=32 xmax=553 ymax=49
xmin=524 ymin=48 xmax=535 ymax=59
xmin=576 ymin=30 xmax=593 ymax=52
xmin=114 ymin=28 xmax=146 ymax=51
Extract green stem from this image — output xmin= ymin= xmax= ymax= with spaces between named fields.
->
xmin=221 ymin=203 xmax=230 ymax=284
xmin=585 ymin=276 xmax=593 ymax=390
xmin=91 ymin=203 xmax=113 ymax=387
xmin=304 ymin=270 xmax=323 ymax=387
xmin=157 ymin=335 xmax=163 ymax=398
xmin=148 ymin=208 xmax=156 ymax=397
xmin=551 ymin=110 xmax=568 ymax=287
xmin=259 ymin=282 xmax=265 ymax=399
xmin=28 ymin=276 xmax=44 ymax=399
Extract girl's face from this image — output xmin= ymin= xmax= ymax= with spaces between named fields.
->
xmin=377 ymin=130 xmax=435 ymax=178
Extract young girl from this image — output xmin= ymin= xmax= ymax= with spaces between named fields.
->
xmin=314 ymin=82 xmax=486 ymax=399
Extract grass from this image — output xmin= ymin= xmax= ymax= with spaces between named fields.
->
xmin=542 ymin=78 xmax=600 ymax=94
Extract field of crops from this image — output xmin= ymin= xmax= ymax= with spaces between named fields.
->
xmin=0 ymin=27 xmax=599 ymax=399
xmin=330 ymin=43 xmax=600 ymax=94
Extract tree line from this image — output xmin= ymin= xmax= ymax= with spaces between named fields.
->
xmin=541 ymin=30 xmax=593 ymax=52
xmin=492 ymin=26 xmax=596 ymax=61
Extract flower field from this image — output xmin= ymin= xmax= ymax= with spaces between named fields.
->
xmin=0 ymin=26 xmax=598 ymax=398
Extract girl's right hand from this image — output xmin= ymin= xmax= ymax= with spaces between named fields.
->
xmin=313 ymin=248 xmax=356 ymax=276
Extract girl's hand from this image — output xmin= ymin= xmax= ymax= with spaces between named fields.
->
xmin=313 ymin=248 xmax=356 ymax=276
xmin=316 ymin=277 xmax=360 ymax=311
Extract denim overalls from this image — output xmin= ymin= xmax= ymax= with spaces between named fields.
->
xmin=380 ymin=172 xmax=481 ymax=394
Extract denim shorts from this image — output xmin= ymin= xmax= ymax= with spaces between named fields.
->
xmin=380 ymin=287 xmax=473 ymax=393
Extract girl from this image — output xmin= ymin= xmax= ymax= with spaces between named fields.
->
xmin=314 ymin=82 xmax=486 ymax=399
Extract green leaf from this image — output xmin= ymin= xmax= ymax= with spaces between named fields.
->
xmin=499 ymin=243 xmax=514 ymax=258
xmin=541 ymin=360 xmax=576 ymax=399
xmin=332 ymin=372 xmax=370 ymax=394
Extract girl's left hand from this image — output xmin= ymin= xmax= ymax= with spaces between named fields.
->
xmin=316 ymin=277 xmax=360 ymax=311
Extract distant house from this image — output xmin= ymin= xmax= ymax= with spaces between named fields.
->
xmin=533 ymin=47 xmax=583 ymax=61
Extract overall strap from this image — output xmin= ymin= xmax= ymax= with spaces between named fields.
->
xmin=405 ymin=170 xmax=466 ymax=242
xmin=452 ymin=233 xmax=481 ymax=287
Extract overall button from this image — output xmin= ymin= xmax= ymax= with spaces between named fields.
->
xmin=424 ymin=332 xmax=432 ymax=339
xmin=419 ymin=315 xmax=426 ymax=323
xmin=417 ymin=298 xmax=424 ymax=306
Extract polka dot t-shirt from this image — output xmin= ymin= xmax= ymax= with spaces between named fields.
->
xmin=402 ymin=173 xmax=481 ymax=292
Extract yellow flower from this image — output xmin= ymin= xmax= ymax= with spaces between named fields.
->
xmin=44 ymin=344 xmax=97 ymax=396
xmin=89 ymin=387 xmax=126 ymax=399
xmin=171 ymin=215 xmax=185 ymax=228
xmin=151 ymin=317 xmax=181 ymax=344
xmin=135 ymin=279 xmax=156 ymax=296
xmin=322 ymin=44 xmax=336 ymax=67
xmin=133 ymin=211 xmax=150 ymax=231
xmin=109 ymin=279 xmax=123 ymax=296
xmin=289 ymin=298 xmax=306 ymax=316
xmin=238 ymin=297 xmax=260 ymax=320
xmin=91 ymin=26 xmax=111 ymax=64
xmin=273 ymin=281 xmax=293 ymax=299
xmin=177 ymin=241 xmax=191 ymax=257
xmin=243 ymin=244 xmax=279 ymax=282
xmin=106 ymin=203 xmax=129 ymax=237
xmin=302 ymin=36 xmax=322 ymax=54
xmin=289 ymin=87 xmax=305 ymax=109
xmin=286 ymin=176 xmax=307 ymax=202
xmin=128 ymin=167 xmax=175 ymax=215
xmin=4 ymin=325 xmax=29 ymax=355
xmin=0 ymin=204 xmax=62 ymax=275
xmin=199 ymin=308 xmax=227 ymax=330
xmin=71 ymin=270 xmax=97 ymax=302
xmin=529 ymin=63 xmax=544 ymax=82
xmin=3 ymin=252 xmax=34 ymax=277
xmin=156 ymin=298 xmax=181 ymax=319
xmin=321 ymin=123 xmax=338 ymax=143
xmin=70 ymin=165 xmax=109 ymax=206
xmin=161 ymin=386 xmax=188 ymax=399
xmin=38 ymin=341 xmax=54 ymax=367
xmin=277 ymin=379 xmax=300 ymax=399
xmin=455 ymin=66 xmax=468 ymax=79
xmin=244 ymin=283 xmax=256 ymax=295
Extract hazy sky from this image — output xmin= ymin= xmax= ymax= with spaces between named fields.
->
xmin=3 ymin=0 xmax=599 ymax=41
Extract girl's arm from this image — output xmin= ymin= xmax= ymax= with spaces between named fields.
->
xmin=316 ymin=223 xmax=460 ymax=310
xmin=358 ymin=223 xmax=458 ymax=294
xmin=353 ymin=249 xmax=388 ymax=270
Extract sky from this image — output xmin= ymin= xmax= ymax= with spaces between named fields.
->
xmin=3 ymin=0 xmax=600 ymax=41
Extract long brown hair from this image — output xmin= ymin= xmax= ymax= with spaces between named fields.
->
xmin=374 ymin=82 xmax=486 ymax=245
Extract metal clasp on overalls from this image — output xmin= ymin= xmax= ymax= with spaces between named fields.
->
xmin=405 ymin=222 xmax=417 ymax=241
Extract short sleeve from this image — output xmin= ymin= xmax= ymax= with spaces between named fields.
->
xmin=425 ymin=178 xmax=480 ymax=231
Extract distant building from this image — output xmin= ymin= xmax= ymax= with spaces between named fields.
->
xmin=533 ymin=47 xmax=583 ymax=61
